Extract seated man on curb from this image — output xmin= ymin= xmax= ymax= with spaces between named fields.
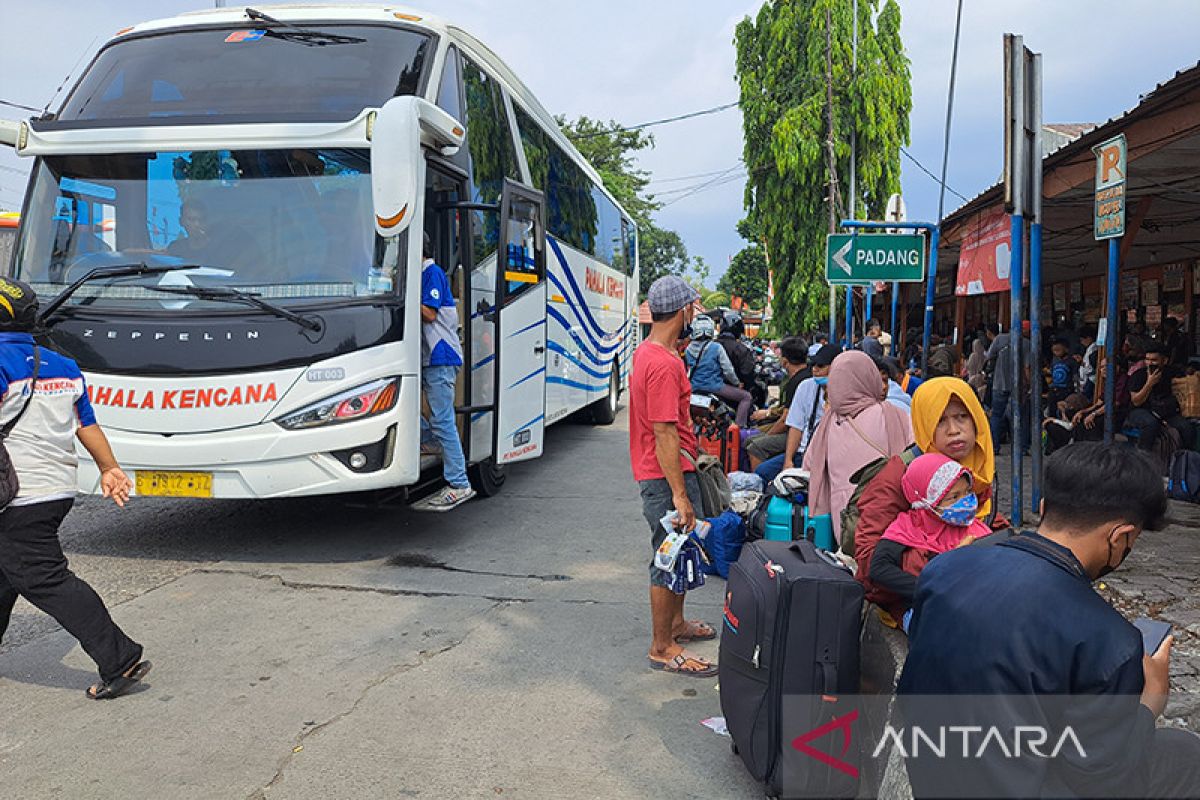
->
xmin=897 ymin=442 xmax=1200 ymax=799
xmin=745 ymin=336 xmax=809 ymax=470
xmin=1128 ymin=343 xmax=1191 ymax=456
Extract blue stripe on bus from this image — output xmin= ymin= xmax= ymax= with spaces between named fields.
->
xmin=547 ymin=375 xmax=609 ymax=393
xmin=546 ymin=340 xmax=610 ymax=379
xmin=471 ymin=409 xmax=491 ymax=422
xmin=547 ymin=306 xmax=610 ymax=367
xmin=548 ymin=237 xmax=629 ymax=342
xmin=508 ymin=366 xmax=546 ymax=390
xmin=506 ymin=318 xmax=546 ymax=339
xmin=509 ymin=413 xmax=545 ymax=437
xmin=546 ymin=271 xmax=620 ymax=354
xmin=472 ymin=353 xmax=495 ymax=371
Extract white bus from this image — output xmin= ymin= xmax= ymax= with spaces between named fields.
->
xmin=0 ymin=5 xmax=638 ymax=501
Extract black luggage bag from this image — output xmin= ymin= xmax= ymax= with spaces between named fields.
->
xmin=719 ymin=539 xmax=864 ymax=798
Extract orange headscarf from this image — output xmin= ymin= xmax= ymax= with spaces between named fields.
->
xmin=910 ymin=377 xmax=995 ymax=515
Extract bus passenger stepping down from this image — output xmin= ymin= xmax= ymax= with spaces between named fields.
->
xmin=419 ymin=234 xmax=474 ymax=511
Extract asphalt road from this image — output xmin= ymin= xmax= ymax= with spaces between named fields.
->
xmin=0 ymin=409 xmax=762 ymax=799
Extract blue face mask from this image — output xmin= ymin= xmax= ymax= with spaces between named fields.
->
xmin=814 ymin=376 xmax=828 ymax=386
xmin=939 ymin=493 xmax=979 ymax=526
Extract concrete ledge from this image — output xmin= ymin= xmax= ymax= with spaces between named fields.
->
xmin=859 ymin=606 xmax=912 ymax=800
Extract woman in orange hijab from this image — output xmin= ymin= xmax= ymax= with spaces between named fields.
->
xmin=851 ymin=377 xmax=999 ymax=624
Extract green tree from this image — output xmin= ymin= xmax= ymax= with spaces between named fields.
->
xmin=703 ymin=290 xmax=730 ymax=309
xmin=690 ymin=255 xmax=712 ymax=289
xmin=717 ymin=245 xmax=770 ymax=308
xmin=560 ymin=117 xmax=690 ymax=295
xmin=735 ymin=0 xmax=911 ymax=332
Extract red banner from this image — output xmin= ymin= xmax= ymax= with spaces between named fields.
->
xmin=956 ymin=206 xmax=1013 ymax=296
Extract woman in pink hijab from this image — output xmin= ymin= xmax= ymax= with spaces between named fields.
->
xmin=803 ymin=350 xmax=912 ymax=538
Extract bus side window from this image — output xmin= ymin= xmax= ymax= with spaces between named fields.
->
xmin=462 ymin=57 xmax=519 ymax=265
xmin=435 ymin=47 xmax=462 ymax=122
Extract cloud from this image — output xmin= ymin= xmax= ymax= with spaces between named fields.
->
xmin=2 ymin=1 xmax=1198 ymax=292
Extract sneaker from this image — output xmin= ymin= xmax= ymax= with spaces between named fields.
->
xmin=425 ymin=485 xmax=475 ymax=511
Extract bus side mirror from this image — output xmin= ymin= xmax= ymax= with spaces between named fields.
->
xmin=370 ymin=97 xmax=465 ymax=238
xmin=0 ymin=119 xmax=21 ymax=149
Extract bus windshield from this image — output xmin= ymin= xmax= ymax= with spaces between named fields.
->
xmin=15 ymin=148 xmax=402 ymax=309
xmin=56 ymin=25 xmax=431 ymax=124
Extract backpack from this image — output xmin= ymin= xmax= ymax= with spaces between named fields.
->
xmin=699 ymin=510 xmax=747 ymax=578
xmin=838 ymin=445 xmax=921 ymax=556
xmin=1167 ymin=450 xmax=1200 ymax=503
xmin=684 ymin=450 xmax=732 ymax=518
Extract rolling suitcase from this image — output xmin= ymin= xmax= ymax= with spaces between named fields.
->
xmin=698 ymin=420 xmax=740 ymax=474
xmin=719 ymin=539 xmax=864 ymax=799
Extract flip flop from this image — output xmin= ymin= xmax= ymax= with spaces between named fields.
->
xmin=87 ymin=660 xmax=152 ymax=700
xmin=674 ymin=620 xmax=717 ymax=644
xmin=648 ymin=653 xmax=718 ymax=677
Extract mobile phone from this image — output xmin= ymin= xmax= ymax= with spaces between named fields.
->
xmin=1133 ymin=617 xmax=1171 ymax=656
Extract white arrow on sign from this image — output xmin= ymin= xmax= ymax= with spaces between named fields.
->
xmin=833 ymin=238 xmax=853 ymax=276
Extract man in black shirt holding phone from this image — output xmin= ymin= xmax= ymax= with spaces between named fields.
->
xmin=1128 ymin=343 xmax=1191 ymax=453
xmin=898 ymin=443 xmax=1200 ymax=798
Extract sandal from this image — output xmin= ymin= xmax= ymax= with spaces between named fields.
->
xmin=648 ymin=652 xmax=718 ymax=677
xmin=674 ymin=620 xmax=717 ymax=644
xmin=87 ymin=660 xmax=152 ymax=700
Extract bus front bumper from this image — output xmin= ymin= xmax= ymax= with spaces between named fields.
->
xmin=77 ymin=379 xmax=424 ymax=499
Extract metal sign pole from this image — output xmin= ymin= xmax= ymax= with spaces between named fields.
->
xmin=1104 ymin=239 xmax=1119 ymax=443
xmin=1028 ymin=52 xmax=1044 ymax=514
xmin=1005 ymin=34 xmax=1027 ymax=529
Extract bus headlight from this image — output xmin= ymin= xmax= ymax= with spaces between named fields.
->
xmin=276 ymin=378 xmax=399 ymax=430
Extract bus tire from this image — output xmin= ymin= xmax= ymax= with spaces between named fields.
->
xmin=468 ymin=457 xmax=506 ymax=497
xmin=588 ymin=364 xmax=620 ymax=425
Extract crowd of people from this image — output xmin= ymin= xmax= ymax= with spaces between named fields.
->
xmin=629 ymin=275 xmax=1200 ymax=795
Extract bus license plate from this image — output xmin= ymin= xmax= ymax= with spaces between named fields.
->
xmin=136 ymin=471 xmax=213 ymax=498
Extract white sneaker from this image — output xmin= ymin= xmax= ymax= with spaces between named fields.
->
xmin=425 ymin=485 xmax=475 ymax=511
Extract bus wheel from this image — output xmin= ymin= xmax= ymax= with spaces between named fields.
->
xmin=588 ymin=364 xmax=620 ymax=425
xmin=468 ymin=457 xmax=506 ymax=497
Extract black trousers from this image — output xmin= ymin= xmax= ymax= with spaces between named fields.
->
xmin=1128 ymin=408 xmax=1192 ymax=453
xmin=0 ymin=499 xmax=141 ymax=683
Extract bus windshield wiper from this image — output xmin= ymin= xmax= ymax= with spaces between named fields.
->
xmin=244 ymin=8 xmax=366 ymax=46
xmin=146 ymin=285 xmax=323 ymax=333
xmin=40 ymin=262 xmax=201 ymax=324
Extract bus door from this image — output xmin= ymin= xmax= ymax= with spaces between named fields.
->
xmin=493 ymin=180 xmax=547 ymax=464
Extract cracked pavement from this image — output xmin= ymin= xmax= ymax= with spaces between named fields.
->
xmin=0 ymin=413 xmax=760 ymax=799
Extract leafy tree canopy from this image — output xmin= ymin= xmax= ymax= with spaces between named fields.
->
xmin=560 ymin=116 xmax=690 ymax=295
xmin=718 ymin=244 xmax=770 ymax=308
xmin=736 ymin=0 xmax=911 ymax=332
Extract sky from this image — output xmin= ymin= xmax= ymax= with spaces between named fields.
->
xmin=2 ymin=1 xmax=1199 ymax=287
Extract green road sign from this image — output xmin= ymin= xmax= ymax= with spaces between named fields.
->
xmin=825 ymin=233 xmax=926 ymax=285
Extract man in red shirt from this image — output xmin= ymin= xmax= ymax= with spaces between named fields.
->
xmin=631 ymin=276 xmax=716 ymax=677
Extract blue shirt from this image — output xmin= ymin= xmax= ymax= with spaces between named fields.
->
xmin=897 ymin=531 xmax=1155 ymax=798
xmin=0 ymin=332 xmax=98 ymax=502
xmin=420 ymin=259 xmax=462 ymax=368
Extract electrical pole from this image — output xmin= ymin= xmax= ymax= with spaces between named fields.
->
xmin=824 ymin=4 xmax=841 ymax=343
xmin=825 ymin=5 xmax=839 ymax=341
xmin=850 ymin=0 xmax=859 ymax=335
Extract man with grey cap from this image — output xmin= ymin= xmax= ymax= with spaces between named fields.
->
xmin=630 ymin=275 xmax=716 ymax=677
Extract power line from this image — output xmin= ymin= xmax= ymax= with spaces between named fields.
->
xmin=0 ymin=99 xmax=39 ymax=113
xmin=646 ymin=164 xmax=744 ymax=185
xmin=901 ymin=147 xmax=968 ymax=203
xmin=659 ymin=165 xmax=747 ymax=208
xmin=570 ymin=101 xmax=740 ymax=139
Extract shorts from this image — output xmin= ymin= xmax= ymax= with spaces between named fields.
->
xmin=745 ymin=431 xmax=787 ymax=461
xmin=639 ymin=472 xmax=704 ymax=589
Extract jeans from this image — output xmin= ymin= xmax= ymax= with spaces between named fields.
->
xmin=990 ymin=389 xmax=1031 ymax=454
xmin=0 ymin=499 xmax=142 ymax=683
xmin=754 ymin=452 xmax=787 ymax=486
xmin=1127 ymin=408 xmax=1193 ymax=452
xmin=421 ymin=364 xmax=469 ymax=489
